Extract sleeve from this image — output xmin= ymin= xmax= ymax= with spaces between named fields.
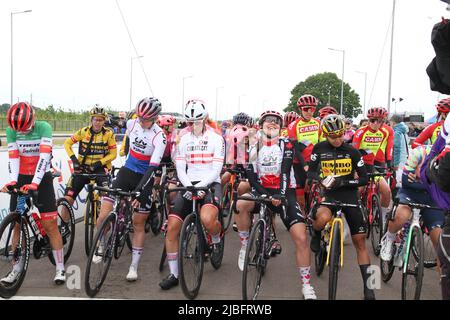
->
xmin=64 ymin=128 xmax=82 ymax=158
xmin=196 ymin=135 xmax=225 ymax=187
xmin=135 ymin=130 xmax=167 ymax=192
xmin=352 ymin=128 xmax=369 ymax=156
xmin=280 ymin=139 xmax=294 ymax=198
xmin=119 ymin=132 xmax=128 ymax=157
xmin=175 ymin=136 xmax=193 ymax=187
xmin=411 ymin=124 xmax=435 ymax=148
xmin=306 ymin=144 xmax=320 ymax=181
xmin=32 ymin=122 xmax=53 ymax=186
xmin=99 ymin=131 xmax=117 ymax=165
xmin=385 ymin=127 xmax=394 ymax=162
xmin=6 ymin=128 xmax=19 ymax=183
xmin=292 ymin=140 xmax=306 ymax=165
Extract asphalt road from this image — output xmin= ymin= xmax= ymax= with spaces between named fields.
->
xmin=2 ymin=216 xmax=442 ymax=300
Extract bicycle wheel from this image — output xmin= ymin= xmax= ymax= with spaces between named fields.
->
xmin=85 ymin=213 xmax=116 ymax=298
xmin=179 ymin=213 xmax=204 ymax=300
xmin=114 ymin=203 xmax=132 ymax=259
xmin=0 ymin=214 xmax=30 ymax=299
xmin=328 ymin=222 xmax=341 ymax=300
xmin=84 ymin=197 xmax=98 ymax=256
xmin=242 ymin=219 xmax=265 ymax=300
xmin=222 ymin=184 xmax=233 ymax=232
xmin=159 ymin=243 xmax=167 ymax=272
xmin=315 ymin=235 xmax=327 ymax=277
xmin=370 ymin=194 xmax=383 ymax=256
xmin=210 ymin=211 xmax=225 ymax=270
xmin=49 ymin=198 xmax=76 ymax=265
xmin=422 ymin=233 xmax=437 ymax=268
xmin=401 ymin=225 xmax=424 ymax=300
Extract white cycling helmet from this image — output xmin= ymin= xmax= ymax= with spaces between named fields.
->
xmin=184 ymin=99 xmax=208 ymax=121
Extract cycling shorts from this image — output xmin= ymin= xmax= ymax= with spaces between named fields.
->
xmin=65 ymin=168 xmax=110 ymax=199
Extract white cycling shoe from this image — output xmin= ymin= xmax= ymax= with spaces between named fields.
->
xmin=126 ymin=265 xmax=138 ymax=282
xmin=302 ymin=284 xmax=317 ymax=300
xmin=238 ymin=246 xmax=246 ymax=271
xmin=380 ymin=234 xmax=394 ymax=262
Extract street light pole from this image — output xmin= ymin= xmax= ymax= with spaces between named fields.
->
xmin=129 ymin=55 xmax=143 ymax=110
xmin=11 ymin=9 xmax=32 ymax=105
xmin=387 ymin=0 xmax=397 ymax=114
xmin=328 ymin=48 xmax=345 ymax=115
xmin=356 ymin=71 xmax=367 ymax=115
xmin=182 ymin=75 xmax=193 ymax=114
xmin=215 ymin=86 xmax=224 ymax=121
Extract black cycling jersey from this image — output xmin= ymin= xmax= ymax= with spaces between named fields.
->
xmin=307 ymin=140 xmax=368 ymax=194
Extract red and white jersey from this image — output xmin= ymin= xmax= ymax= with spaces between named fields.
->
xmin=175 ymin=129 xmax=225 ymax=187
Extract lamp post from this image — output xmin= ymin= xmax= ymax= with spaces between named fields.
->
xmin=215 ymin=86 xmax=224 ymax=121
xmin=129 ymin=55 xmax=144 ymax=109
xmin=11 ymin=9 xmax=32 ymax=105
xmin=356 ymin=71 xmax=367 ymax=115
xmin=328 ymin=48 xmax=345 ymax=115
xmin=182 ymin=75 xmax=193 ymax=114
xmin=387 ymin=0 xmax=397 ymax=114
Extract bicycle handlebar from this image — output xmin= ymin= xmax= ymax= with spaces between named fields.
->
xmin=319 ymin=200 xmax=359 ymax=208
xmin=237 ymin=195 xmax=277 ymax=204
xmin=93 ymin=185 xmax=139 ymax=198
xmin=398 ymin=200 xmax=441 ymax=211
xmin=167 ymin=186 xmax=212 ymax=194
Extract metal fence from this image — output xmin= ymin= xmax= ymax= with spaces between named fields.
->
xmin=0 ymin=118 xmax=88 ymax=132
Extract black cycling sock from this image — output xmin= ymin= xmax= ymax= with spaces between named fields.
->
xmin=359 ymin=264 xmax=375 ymax=299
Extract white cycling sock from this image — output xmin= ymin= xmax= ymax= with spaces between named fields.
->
xmin=211 ymin=233 xmax=221 ymax=244
xmin=299 ymin=266 xmax=311 ymax=286
xmin=167 ymin=252 xmax=178 ymax=278
xmin=52 ymin=249 xmax=64 ymax=271
xmin=238 ymin=230 xmax=249 ymax=247
xmin=386 ymin=231 xmax=396 ymax=241
xmin=131 ymin=247 xmax=143 ymax=268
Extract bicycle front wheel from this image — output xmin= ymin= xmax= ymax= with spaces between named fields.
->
xmin=401 ymin=225 xmax=424 ymax=300
xmin=370 ymin=194 xmax=383 ymax=256
xmin=49 ymin=198 xmax=76 ymax=265
xmin=242 ymin=219 xmax=265 ymax=300
xmin=423 ymin=232 xmax=437 ymax=268
xmin=380 ymin=208 xmax=395 ymax=282
xmin=328 ymin=222 xmax=341 ymax=300
xmin=179 ymin=213 xmax=204 ymax=300
xmin=85 ymin=213 xmax=116 ymax=298
xmin=222 ymin=184 xmax=233 ymax=232
xmin=84 ymin=197 xmax=99 ymax=256
xmin=0 ymin=213 xmax=30 ymax=299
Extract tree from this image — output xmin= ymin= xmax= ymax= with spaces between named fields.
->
xmin=285 ymin=72 xmax=362 ymax=118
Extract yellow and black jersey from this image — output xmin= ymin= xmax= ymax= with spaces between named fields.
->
xmin=64 ymin=126 xmax=117 ymax=169
xmin=307 ymin=141 xmax=368 ymax=190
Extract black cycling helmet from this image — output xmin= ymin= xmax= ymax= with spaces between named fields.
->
xmin=233 ymin=112 xmax=252 ymax=126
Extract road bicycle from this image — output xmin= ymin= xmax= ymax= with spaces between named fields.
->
xmin=221 ymin=167 xmax=246 ymax=233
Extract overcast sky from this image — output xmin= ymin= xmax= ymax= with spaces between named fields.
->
xmin=1 ymin=0 xmax=449 ymax=120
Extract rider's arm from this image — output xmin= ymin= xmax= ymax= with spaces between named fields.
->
xmin=64 ymin=128 xmax=82 ymax=158
xmin=175 ymin=135 xmax=193 ymax=187
xmin=98 ymin=131 xmax=117 ymax=166
xmin=119 ymin=132 xmax=128 ymax=157
xmin=385 ymin=126 xmax=394 ymax=164
xmin=306 ymin=144 xmax=320 ymax=181
xmin=352 ymin=128 xmax=370 ymax=156
xmin=134 ymin=130 xmax=167 ymax=192
xmin=6 ymin=128 xmax=19 ymax=183
xmin=31 ymin=122 xmax=53 ymax=186
xmin=195 ymin=135 xmax=225 ymax=188
xmin=280 ymin=139 xmax=294 ymax=198
xmin=411 ymin=124 xmax=435 ymax=149
xmin=291 ymin=140 xmax=306 ymax=167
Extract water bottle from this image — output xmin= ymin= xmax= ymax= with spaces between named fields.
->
xmin=16 ymin=196 xmax=27 ymax=215
xmin=30 ymin=212 xmax=46 ymax=237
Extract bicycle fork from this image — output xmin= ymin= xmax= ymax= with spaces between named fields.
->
xmin=326 ymin=217 xmax=344 ymax=268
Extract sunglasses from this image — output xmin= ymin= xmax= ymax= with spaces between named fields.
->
xmin=263 ymin=116 xmax=282 ymax=125
xmin=326 ymin=132 xmax=344 ymax=139
xmin=187 ymin=120 xmax=204 ymax=126
xmin=139 ymin=117 xmax=155 ymax=123
xmin=369 ymin=118 xmax=383 ymax=124
xmin=301 ymin=107 xmax=315 ymax=112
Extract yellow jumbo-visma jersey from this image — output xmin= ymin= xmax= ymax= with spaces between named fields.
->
xmin=64 ymin=126 xmax=117 ymax=169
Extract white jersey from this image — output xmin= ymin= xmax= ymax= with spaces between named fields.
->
xmin=175 ymin=129 xmax=225 ymax=187
xmin=124 ymin=119 xmax=166 ymax=174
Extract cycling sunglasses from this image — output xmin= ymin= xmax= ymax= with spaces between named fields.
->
xmin=301 ymin=107 xmax=315 ymax=112
xmin=326 ymin=131 xmax=345 ymax=139
xmin=187 ymin=120 xmax=204 ymax=126
xmin=263 ymin=116 xmax=282 ymax=125
xmin=369 ymin=118 xmax=383 ymax=124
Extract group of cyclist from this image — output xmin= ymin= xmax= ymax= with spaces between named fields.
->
xmin=2 ymin=92 xmax=450 ymax=299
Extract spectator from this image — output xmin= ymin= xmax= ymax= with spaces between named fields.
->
xmin=408 ymin=122 xmax=418 ymax=137
xmin=390 ymin=114 xmax=409 ymax=187
xmin=359 ymin=119 xmax=368 ymax=128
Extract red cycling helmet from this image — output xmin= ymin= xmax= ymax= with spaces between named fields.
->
xmin=158 ymin=114 xmax=176 ymax=126
xmin=436 ymin=98 xmax=450 ymax=114
xmin=259 ymin=110 xmax=283 ymax=126
xmin=297 ymin=94 xmax=319 ymax=107
xmin=7 ymin=102 xmax=35 ymax=132
xmin=283 ymin=111 xmax=300 ymax=127
xmin=319 ymin=105 xmax=338 ymax=120
xmin=367 ymin=107 xmax=386 ymax=119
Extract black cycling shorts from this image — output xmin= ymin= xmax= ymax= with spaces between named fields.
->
xmin=321 ymin=189 xmax=367 ymax=235
xmin=10 ymin=172 xmax=57 ymax=215
xmin=65 ymin=168 xmax=110 ymax=199
xmin=249 ymin=188 xmax=306 ymax=230
xmin=109 ymin=166 xmax=153 ymax=214
xmin=169 ymin=182 xmax=222 ymax=222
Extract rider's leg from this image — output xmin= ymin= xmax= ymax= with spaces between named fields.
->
xmin=310 ymin=206 xmax=332 ymax=253
xmin=379 ymin=177 xmax=392 ymax=221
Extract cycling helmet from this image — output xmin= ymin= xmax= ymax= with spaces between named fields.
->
xmin=136 ymin=97 xmax=162 ymax=119
xmin=90 ymin=104 xmax=107 ymax=118
xmin=7 ymin=102 xmax=35 ymax=132
xmin=233 ymin=112 xmax=252 ymax=126
xmin=297 ymin=94 xmax=319 ymax=107
xmin=319 ymin=105 xmax=338 ymax=120
xmin=184 ymin=99 xmax=208 ymax=121
xmin=380 ymin=107 xmax=389 ymax=119
xmin=321 ymin=114 xmax=345 ymax=136
xmin=258 ymin=110 xmax=283 ymax=126
xmin=367 ymin=107 xmax=386 ymax=119
xmin=283 ymin=111 xmax=300 ymax=127
xmin=436 ymin=97 xmax=450 ymax=114
xmin=158 ymin=114 xmax=176 ymax=126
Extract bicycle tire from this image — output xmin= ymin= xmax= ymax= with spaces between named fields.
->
xmin=178 ymin=213 xmax=204 ymax=300
xmin=49 ymin=198 xmax=76 ymax=265
xmin=328 ymin=222 xmax=341 ymax=300
xmin=315 ymin=237 xmax=327 ymax=277
xmin=422 ymin=233 xmax=437 ymax=268
xmin=210 ymin=210 xmax=225 ymax=270
xmin=401 ymin=225 xmax=424 ymax=300
xmin=159 ymin=244 xmax=167 ymax=272
xmin=222 ymin=184 xmax=233 ymax=232
xmin=370 ymin=194 xmax=383 ymax=256
xmin=0 ymin=213 xmax=30 ymax=299
xmin=242 ymin=219 xmax=265 ymax=300
xmin=114 ymin=202 xmax=132 ymax=259
xmin=84 ymin=213 xmax=116 ymax=298
xmin=84 ymin=197 xmax=98 ymax=256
